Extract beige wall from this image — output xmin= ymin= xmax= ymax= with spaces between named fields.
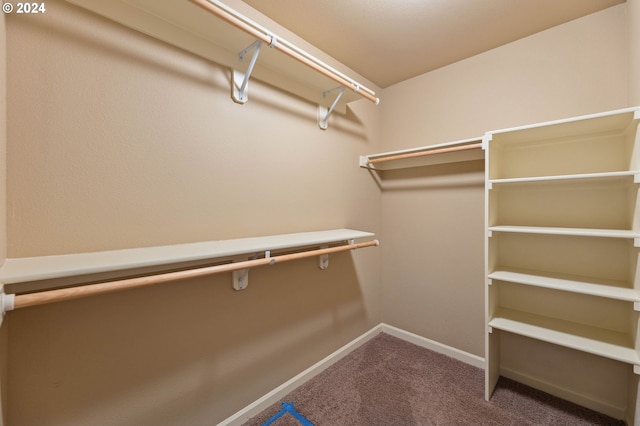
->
xmin=630 ymin=0 xmax=640 ymax=105
xmin=379 ymin=4 xmax=628 ymax=358
xmin=4 ymin=1 xmax=381 ymax=424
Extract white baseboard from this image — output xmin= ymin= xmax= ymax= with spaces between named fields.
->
xmin=217 ymin=323 xmax=485 ymax=425
xmin=217 ymin=324 xmax=385 ymax=426
xmin=380 ymin=323 xmax=485 ymax=369
xmin=500 ymin=367 xmax=626 ymax=421
xmin=220 ymin=324 xmax=626 ymax=424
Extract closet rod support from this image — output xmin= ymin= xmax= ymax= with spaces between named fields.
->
xmin=318 ymin=245 xmax=329 ymax=269
xmin=0 ymin=286 xmax=15 ymax=326
xmin=232 ymin=267 xmax=249 ymax=290
xmin=318 ymin=86 xmax=345 ymax=130
xmin=232 ymin=251 xmax=273 ymax=290
xmin=232 ymin=40 xmax=262 ymax=104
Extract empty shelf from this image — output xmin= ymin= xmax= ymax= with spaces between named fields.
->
xmin=488 ymin=226 xmax=640 ymax=239
xmin=489 ymin=170 xmax=640 ymax=186
xmin=489 ymin=308 xmax=640 ymax=365
xmin=488 ymin=269 xmax=639 ymax=302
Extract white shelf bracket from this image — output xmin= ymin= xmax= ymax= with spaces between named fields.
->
xmin=231 ymin=252 xmax=257 ymax=290
xmin=487 ymin=326 xmax=493 ymax=333
xmin=0 ymin=285 xmax=15 ymax=327
xmin=318 ymin=86 xmax=345 ymax=130
xmin=634 ymin=172 xmax=640 ymax=184
xmin=231 ymin=251 xmax=274 ymax=290
xmin=318 ymin=245 xmax=330 ymax=270
xmin=635 ymin=238 xmax=640 ymax=248
xmin=634 ymin=301 xmax=640 ymax=312
xmin=232 ymin=40 xmax=262 ymax=104
xmin=232 ymin=266 xmax=249 ymax=290
xmin=634 ymin=364 xmax=640 ymax=375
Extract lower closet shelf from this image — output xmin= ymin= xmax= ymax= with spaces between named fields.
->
xmin=488 ymin=308 xmax=640 ymax=366
xmin=488 ymin=269 xmax=640 ymax=302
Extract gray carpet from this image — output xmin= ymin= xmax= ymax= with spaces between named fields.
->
xmin=243 ymin=333 xmax=624 ymax=425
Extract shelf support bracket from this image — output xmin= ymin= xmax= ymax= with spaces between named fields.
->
xmin=0 ymin=285 xmax=14 ymax=327
xmin=232 ymin=265 xmax=249 ymax=290
xmin=231 ymin=252 xmax=256 ymax=290
xmin=232 ymin=40 xmax=262 ymax=104
xmin=231 ymin=251 xmax=273 ymax=290
xmin=318 ymin=86 xmax=345 ymax=130
xmin=318 ymin=245 xmax=329 ymax=270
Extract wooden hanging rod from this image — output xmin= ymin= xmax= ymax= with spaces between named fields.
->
xmin=5 ymin=240 xmax=379 ymax=311
xmin=189 ymin=0 xmax=380 ymax=105
xmin=367 ymin=142 xmax=483 ymax=165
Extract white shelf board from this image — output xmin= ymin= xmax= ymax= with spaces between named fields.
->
xmin=489 ymin=225 xmax=640 ymax=239
xmin=489 ymin=308 xmax=640 ymax=366
xmin=0 ymin=229 xmax=375 ymax=289
xmin=360 ymin=137 xmax=484 ymax=171
xmin=489 ymin=268 xmax=639 ymax=302
xmin=489 ymin=170 xmax=640 ymax=186
xmin=485 ymin=106 xmax=640 ymax=145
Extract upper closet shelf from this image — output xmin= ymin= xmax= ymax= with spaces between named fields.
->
xmin=0 ymin=229 xmax=376 ymax=295
xmin=65 ymin=0 xmax=378 ymax=120
xmin=488 ymin=225 xmax=640 ymax=240
xmin=360 ymin=137 xmax=484 ymax=171
xmin=488 ymin=170 xmax=640 ymax=187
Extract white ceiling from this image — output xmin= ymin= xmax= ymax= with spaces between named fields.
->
xmin=242 ymin=0 xmax=624 ymax=88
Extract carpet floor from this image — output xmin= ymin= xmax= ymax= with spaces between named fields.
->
xmin=243 ymin=333 xmax=625 ymax=425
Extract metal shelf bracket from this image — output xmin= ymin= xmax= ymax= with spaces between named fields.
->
xmin=231 ymin=251 xmax=272 ymax=290
xmin=318 ymin=86 xmax=345 ymax=130
xmin=232 ymin=266 xmax=249 ymax=290
xmin=232 ymin=40 xmax=262 ymax=104
xmin=318 ymin=245 xmax=330 ymax=269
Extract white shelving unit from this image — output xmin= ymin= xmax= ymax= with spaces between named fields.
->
xmin=0 ymin=229 xmax=375 ymax=295
xmin=484 ymin=106 xmax=640 ymax=423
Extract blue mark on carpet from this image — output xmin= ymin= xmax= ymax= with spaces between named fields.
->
xmin=262 ymin=402 xmax=313 ymax=426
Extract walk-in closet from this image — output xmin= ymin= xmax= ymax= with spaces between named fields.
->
xmin=0 ymin=0 xmax=639 ymax=424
